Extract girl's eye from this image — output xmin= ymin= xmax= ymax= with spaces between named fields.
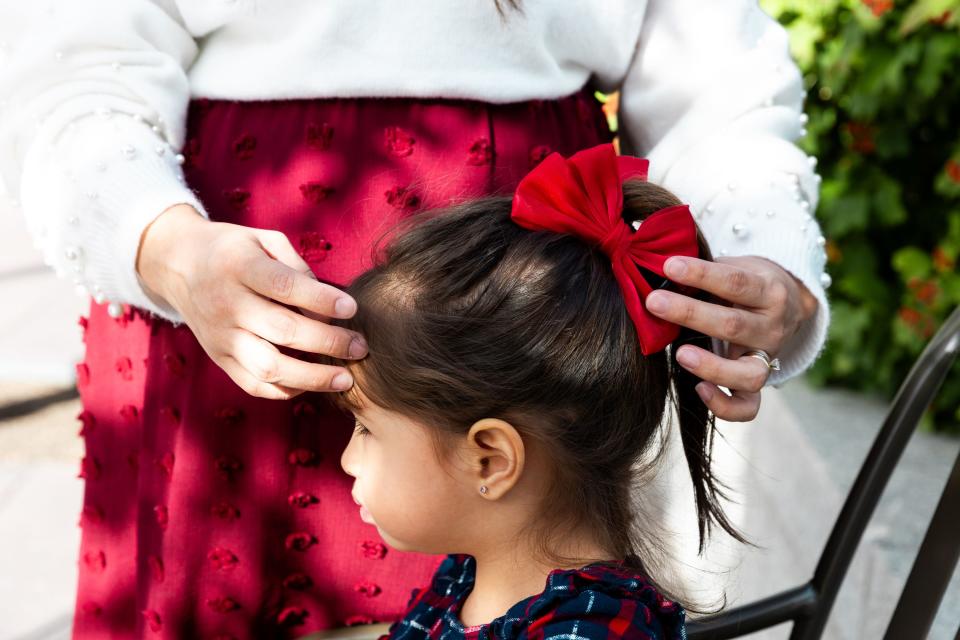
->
xmin=353 ymin=419 xmax=370 ymax=437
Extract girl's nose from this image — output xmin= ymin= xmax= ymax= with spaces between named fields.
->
xmin=340 ymin=434 xmax=358 ymax=477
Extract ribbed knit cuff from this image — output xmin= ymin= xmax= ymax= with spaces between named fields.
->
xmin=20 ymin=114 xmax=208 ymax=325
xmin=696 ymin=178 xmax=831 ymax=387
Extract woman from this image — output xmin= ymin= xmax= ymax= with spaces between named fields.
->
xmin=0 ymin=0 xmax=829 ymax=637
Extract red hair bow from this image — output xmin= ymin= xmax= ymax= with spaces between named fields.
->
xmin=510 ymin=143 xmax=700 ymax=355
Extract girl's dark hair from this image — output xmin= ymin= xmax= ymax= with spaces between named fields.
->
xmin=324 ymin=179 xmax=745 ymax=611
xmin=493 ymin=0 xmax=521 ymax=17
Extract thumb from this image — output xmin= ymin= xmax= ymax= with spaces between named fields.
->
xmin=252 ymin=229 xmax=315 ymax=277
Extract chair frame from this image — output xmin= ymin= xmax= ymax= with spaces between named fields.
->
xmin=687 ymin=305 xmax=960 ymax=640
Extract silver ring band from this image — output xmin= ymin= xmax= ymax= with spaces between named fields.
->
xmin=743 ymin=349 xmax=781 ymax=372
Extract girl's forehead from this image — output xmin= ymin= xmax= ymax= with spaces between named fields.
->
xmin=347 ymin=384 xmax=383 ymax=418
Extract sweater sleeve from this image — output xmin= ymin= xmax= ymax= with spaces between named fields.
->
xmin=616 ymin=0 xmax=831 ymax=388
xmin=0 ymin=0 xmax=213 ymax=324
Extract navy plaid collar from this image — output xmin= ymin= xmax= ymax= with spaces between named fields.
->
xmin=386 ymin=554 xmax=686 ymax=640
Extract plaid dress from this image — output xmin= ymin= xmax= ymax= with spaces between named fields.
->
xmin=383 ymin=555 xmax=686 ymax=640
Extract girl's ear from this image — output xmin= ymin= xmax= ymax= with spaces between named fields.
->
xmin=465 ymin=418 xmax=525 ymax=500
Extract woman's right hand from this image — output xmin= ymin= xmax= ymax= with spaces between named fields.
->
xmin=135 ymin=203 xmax=367 ymax=400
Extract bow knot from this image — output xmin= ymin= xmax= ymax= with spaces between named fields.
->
xmin=510 ymin=143 xmax=699 ymax=355
xmin=598 ymin=219 xmax=633 ymax=259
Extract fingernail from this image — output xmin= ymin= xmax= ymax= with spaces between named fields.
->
xmin=349 ymin=338 xmax=367 ymax=358
xmin=665 ymin=257 xmax=687 ymax=278
xmin=335 ymin=297 xmax=357 ymax=317
xmin=646 ymin=293 xmax=668 ymax=313
xmin=333 ymin=373 xmax=354 ymax=391
xmin=695 ymin=383 xmax=713 ymax=403
xmin=677 ymin=348 xmax=700 ymax=368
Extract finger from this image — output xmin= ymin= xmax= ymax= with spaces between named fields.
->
xmin=253 ymin=228 xmax=315 ymax=277
xmin=236 ymin=291 xmax=367 ymax=359
xmin=664 ymin=257 xmax=769 ymax=309
xmin=219 ymin=355 xmax=304 ymax=401
xmin=240 ymin=253 xmax=358 ymax=320
xmin=646 ymin=290 xmax=773 ymax=350
xmin=252 ymin=229 xmax=332 ymax=322
xmin=675 ymin=345 xmax=770 ymax=393
xmin=695 ymin=382 xmax=762 ymax=422
xmin=232 ymin=329 xmax=356 ymax=392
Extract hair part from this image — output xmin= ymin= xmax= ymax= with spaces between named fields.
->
xmin=324 ymin=179 xmax=746 ymax=612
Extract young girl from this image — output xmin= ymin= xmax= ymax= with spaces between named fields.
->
xmin=327 ymin=143 xmax=745 ymax=639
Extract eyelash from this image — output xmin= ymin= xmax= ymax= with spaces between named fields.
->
xmin=353 ymin=419 xmax=370 ymax=437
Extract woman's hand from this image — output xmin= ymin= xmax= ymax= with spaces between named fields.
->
xmin=645 ymin=255 xmax=819 ymax=422
xmin=136 ymin=203 xmax=367 ymax=400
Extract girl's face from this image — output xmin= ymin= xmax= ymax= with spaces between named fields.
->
xmin=339 ymin=386 xmax=476 ymax=553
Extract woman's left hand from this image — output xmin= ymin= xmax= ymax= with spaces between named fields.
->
xmin=644 ymin=255 xmax=819 ymax=422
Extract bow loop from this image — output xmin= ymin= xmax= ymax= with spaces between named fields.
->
xmin=510 ymin=143 xmax=699 ymax=355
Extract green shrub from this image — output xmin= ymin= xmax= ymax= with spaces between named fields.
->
xmin=761 ymin=0 xmax=960 ymax=432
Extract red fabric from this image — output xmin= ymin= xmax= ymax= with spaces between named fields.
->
xmin=510 ymin=144 xmax=700 ymax=356
xmin=72 ymin=87 xmax=613 ymax=639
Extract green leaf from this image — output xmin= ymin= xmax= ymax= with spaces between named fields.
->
xmin=914 ymin=33 xmax=958 ymax=99
xmin=873 ymin=126 xmax=910 ymax=159
xmin=872 ymin=176 xmax=907 ymax=225
xmin=899 ymin=0 xmax=960 ymax=35
xmin=823 ymin=192 xmax=871 ymax=236
xmin=892 ymin=247 xmax=933 ymax=280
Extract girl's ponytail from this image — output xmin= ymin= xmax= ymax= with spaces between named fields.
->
xmin=669 ymin=326 xmax=748 ymax=553
xmin=620 ymin=179 xmax=747 ymax=555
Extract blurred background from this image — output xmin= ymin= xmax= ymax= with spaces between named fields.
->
xmin=1 ymin=0 xmax=958 ymax=638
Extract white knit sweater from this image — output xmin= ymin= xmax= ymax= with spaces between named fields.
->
xmin=0 ymin=0 xmax=830 ymax=387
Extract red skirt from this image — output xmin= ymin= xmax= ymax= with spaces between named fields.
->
xmin=72 ymin=86 xmax=614 ymax=639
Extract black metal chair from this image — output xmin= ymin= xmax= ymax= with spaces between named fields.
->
xmin=687 ymin=305 xmax=960 ymax=640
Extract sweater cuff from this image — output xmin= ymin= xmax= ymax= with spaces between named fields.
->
xmin=20 ymin=113 xmax=208 ymax=325
xmin=694 ymin=175 xmax=831 ymax=388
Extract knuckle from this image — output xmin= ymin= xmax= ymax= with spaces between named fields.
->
xmin=768 ymin=280 xmax=789 ymax=306
xmin=722 ymin=310 xmax=745 ymax=338
xmin=251 ymin=382 xmax=275 ymax=400
xmin=213 ymin=237 xmax=246 ymax=272
xmin=208 ymin=290 xmax=229 ymax=314
xmin=689 ymin=259 xmax=708 ymax=281
xmin=270 ymin=269 xmax=295 ymax=300
xmin=261 ymin=383 xmax=290 ymax=401
xmin=268 ymin=313 xmax=298 ymax=345
xmin=252 ymin=358 xmax=280 ymax=383
xmin=748 ymin=368 xmax=768 ymax=392
xmin=726 ymin=268 xmax=751 ymax=297
xmin=312 ymin=285 xmax=337 ymax=313
xmin=770 ymin=324 xmax=787 ymax=347
xmin=319 ymin=329 xmax=348 ymax=357
xmin=679 ymin=299 xmax=697 ymax=325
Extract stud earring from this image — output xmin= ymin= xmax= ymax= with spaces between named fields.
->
xmin=479 ymin=485 xmax=488 ymax=495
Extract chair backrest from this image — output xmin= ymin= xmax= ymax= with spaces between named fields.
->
xmin=687 ymin=305 xmax=960 ymax=640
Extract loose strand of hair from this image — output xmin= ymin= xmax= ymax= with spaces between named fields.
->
xmin=669 ymin=326 xmax=749 ymax=554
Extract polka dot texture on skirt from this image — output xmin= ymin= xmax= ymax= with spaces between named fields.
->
xmin=73 ymin=87 xmax=613 ymax=639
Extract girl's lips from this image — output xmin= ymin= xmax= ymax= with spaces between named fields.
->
xmin=352 ymin=491 xmax=374 ymax=524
